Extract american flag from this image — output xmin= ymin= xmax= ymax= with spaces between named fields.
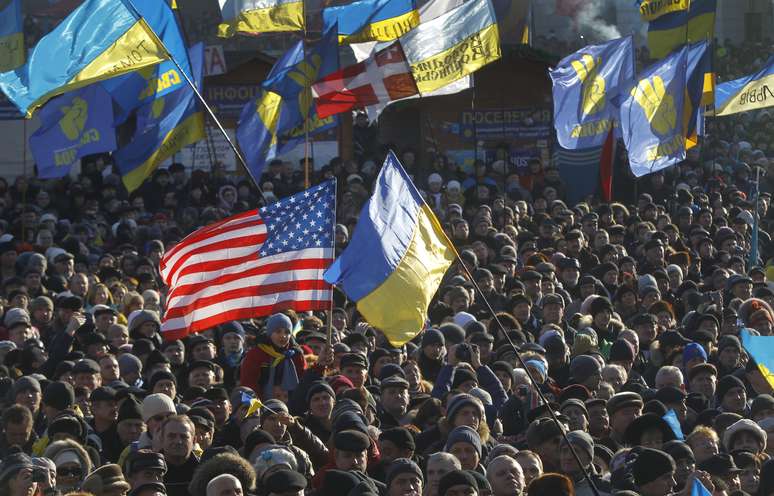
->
xmin=159 ymin=180 xmax=336 ymax=339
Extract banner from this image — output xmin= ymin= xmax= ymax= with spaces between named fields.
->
xmin=218 ymin=0 xmax=305 ymax=36
xmin=399 ymin=0 xmax=501 ymax=95
xmin=323 ymin=0 xmax=419 ymax=43
xmin=30 ymin=85 xmax=117 ymax=178
xmin=620 ymin=46 xmax=688 ymax=177
xmin=715 ymin=56 xmax=774 ymax=117
xmin=0 ymin=0 xmax=24 ymax=72
xmin=648 ymin=0 xmax=716 ymax=59
xmin=550 ymin=36 xmax=635 ymax=150
xmin=638 ymin=0 xmax=689 ymax=22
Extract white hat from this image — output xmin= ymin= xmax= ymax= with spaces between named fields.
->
xmin=142 ymin=393 xmax=176 ymax=422
xmin=453 ymin=311 xmax=476 ymax=329
xmin=447 ymin=180 xmax=462 ymax=192
xmin=4 ymin=308 xmax=30 ymax=328
xmin=428 ymin=173 xmax=443 ymax=185
xmin=724 ymin=418 xmax=767 ymax=451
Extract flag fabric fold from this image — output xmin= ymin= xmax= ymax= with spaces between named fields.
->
xmin=323 ymin=152 xmax=455 ymax=346
xmin=684 ymin=41 xmax=712 ymax=149
xmin=237 ymin=26 xmax=339 ymax=183
xmin=0 ymin=0 xmax=24 ymax=73
xmin=161 ymin=180 xmax=336 ymax=339
xmin=620 ymin=45 xmax=688 ymax=178
xmin=0 ymin=0 xmax=168 ymax=117
xmin=647 ymin=0 xmax=716 ymax=59
xmin=313 ymin=41 xmax=418 ymax=119
xmin=714 ymin=56 xmax=774 ymax=117
xmin=30 ymin=85 xmax=117 ymax=179
xmin=218 ymin=0 xmax=305 ymax=37
xmin=550 ymin=36 xmax=635 ymax=150
xmin=323 ymin=0 xmax=419 ymax=44
xmin=114 ymin=43 xmax=206 ymax=192
xmin=638 ymin=0 xmax=689 ymax=22
xmin=741 ymin=329 xmax=774 ymax=391
xmin=101 ymin=0 xmax=192 ymax=125
xmin=399 ymin=0 xmax=501 ymax=95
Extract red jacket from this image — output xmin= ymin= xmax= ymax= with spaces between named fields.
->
xmin=239 ymin=343 xmax=307 ymax=396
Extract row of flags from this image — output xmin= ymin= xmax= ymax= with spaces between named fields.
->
xmin=0 ymin=0 xmax=205 ymax=192
xmin=236 ymin=0 xmax=503 ymax=182
xmin=641 ymin=0 xmax=717 ymax=60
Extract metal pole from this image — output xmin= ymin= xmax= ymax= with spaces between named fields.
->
xmin=327 ymin=178 xmax=338 ymax=347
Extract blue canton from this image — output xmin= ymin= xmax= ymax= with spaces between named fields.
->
xmin=258 ymin=179 xmax=336 ymax=257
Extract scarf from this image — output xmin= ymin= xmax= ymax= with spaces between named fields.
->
xmin=257 ymin=344 xmax=300 ymax=401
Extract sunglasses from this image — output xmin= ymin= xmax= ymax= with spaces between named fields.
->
xmin=58 ymin=468 xmax=82 ymax=477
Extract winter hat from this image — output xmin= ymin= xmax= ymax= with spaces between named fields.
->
xmin=723 ymin=419 xmax=767 ymax=452
xmin=632 ymin=448 xmax=675 ymax=486
xmin=421 ymin=329 xmax=445 ymax=348
xmin=386 ymin=458 xmax=423 ymax=488
xmin=379 ymin=427 xmax=415 ymax=451
xmin=570 ymin=355 xmax=601 ymax=383
xmin=118 ymin=354 xmax=142 ymax=376
xmin=438 ymin=470 xmax=478 ymax=496
xmin=81 ymin=464 xmax=131 ymax=494
xmin=444 ymin=426 xmax=482 ymax=456
xmin=42 ymin=381 xmax=75 ymax=410
xmin=589 ymin=297 xmax=614 ymax=317
xmin=305 ymin=381 xmax=335 ymax=405
xmin=561 ymin=430 xmax=594 ymax=459
xmin=0 ymin=449 xmax=34 ymax=485
xmin=445 ymin=394 xmax=485 ymax=424
xmin=266 ymin=313 xmax=293 ymax=336
xmin=11 ymin=376 xmax=41 ymax=398
xmin=609 ymin=339 xmax=636 ymax=363
xmin=716 ymin=375 xmax=746 ymax=402
xmin=117 ymin=395 xmax=143 ymax=423
xmin=451 ymin=368 xmax=477 ymax=389
xmin=683 ymin=343 xmax=708 ymax=367
xmin=141 ymin=393 xmax=176 ymax=422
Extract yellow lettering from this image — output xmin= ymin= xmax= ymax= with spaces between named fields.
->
xmin=645 ymin=134 xmax=685 ymax=161
xmin=570 ymin=119 xmax=613 ymax=138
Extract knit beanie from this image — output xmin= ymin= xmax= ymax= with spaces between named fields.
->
xmin=421 ymin=329 xmax=445 ymax=348
xmin=446 ymin=394 xmax=484 ymax=424
xmin=589 ymin=297 xmax=614 ymax=317
xmin=716 ymin=375 xmax=746 ymax=402
xmin=42 ymin=381 xmax=74 ymax=410
xmin=444 ymin=426 xmax=482 ymax=456
xmin=451 ymin=368 xmax=477 ymax=389
xmin=305 ymin=381 xmax=335 ymax=406
xmin=11 ymin=376 xmax=41 ymax=398
xmin=379 ymin=427 xmax=415 ymax=451
xmin=562 ymin=430 xmax=595 ymax=459
xmin=570 ymin=355 xmax=602 ymax=383
xmin=386 ymin=458 xmax=423 ymax=488
xmin=118 ymin=396 xmax=143 ymax=423
xmin=266 ymin=313 xmax=293 ymax=336
xmin=438 ymin=470 xmax=478 ymax=496
xmin=141 ymin=393 xmax=176 ymax=422
xmin=632 ymin=448 xmax=675 ymax=486
xmin=0 ymin=449 xmax=34 ymax=485
xmin=118 ymin=354 xmax=142 ymax=376
xmin=717 ymin=335 xmax=742 ymax=353
xmin=609 ymin=339 xmax=636 ymax=363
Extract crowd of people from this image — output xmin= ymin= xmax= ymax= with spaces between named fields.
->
xmin=0 ymin=31 xmax=774 ymax=496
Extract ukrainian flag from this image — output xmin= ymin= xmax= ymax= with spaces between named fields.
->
xmin=324 ymin=152 xmax=456 ymax=346
xmin=400 ymin=0 xmax=500 ymax=95
xmin=638 ymin=0 xmax=689 ymax=22
xmin=323 ymin=0 xmax=419 ymax=44
xmin=0 ymin=0 xmax=24 ymax=73
xmin=741 ymin=329 xmax=774 ymax=390
xmin=237 ymin=26 xmax=338 ymax=182
xmin=0 ymin=0 xmax=168 ymax=118
xmin=218 ymin=0 xmax=304 ymax=37
xmin=115 ymin=43 xmax=205 ymax=192
xmin=684 ymin=41 xmax=711 ymax=149
xmin=715 ymin=56 xmax=774 ymax=116
xmin=647 ymin=0 xmax=716 ymax=60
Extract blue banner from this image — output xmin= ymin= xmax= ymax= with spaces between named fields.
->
xmin=237 ymin=26 xmax=339 ymax=183
xmin=101 ymin=0 xmax=192 ymax=125
xmin=30 ymin=85 xmax=117 ymax=178
xmin=715 ymin=55 xmax=774 ymax=116
xmin=550 ymin=36 xmax=635 ymax=150
xmin=0 ymin=0 xmax=24 ymax=72
xmin=620 ymin=45 xmax=688 ymax=177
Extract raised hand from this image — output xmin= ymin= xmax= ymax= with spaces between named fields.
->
xmin=571 ymin=54 xmax=606 ymax=117
xmin=630 ymin=75 xmax=677 ymax=136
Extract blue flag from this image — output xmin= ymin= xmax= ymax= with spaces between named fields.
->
xmin=237 ymin=26 xmax=339 ymax=184
xmin=0 ymin=0 xmax=24 ymax=72
xmin=101 ymin=0 xmax=192 ymax=125
xmin=662 ymin=409 xmax=685 ymax=440
xmin=741 ymin=329 xmax=774 ymax=391
xmin=550 ymin=36 xmax=635 ymax=150
xmin=322 ymin=0 xmax=419 ymax=43
xmin=0 ymin=0 xmax=168 ymax=118
xmin=715 ymin=55 xmax=774 ymax=117
xmin=30 ymin=85 xmax=117 ymax=179
xmin=115 ymin=43 xmax=205 ymax=192
xmin=620 ymin=45 xmax=688 ymax=178
xmin=691 ymin=479 xmax=712 ymax=496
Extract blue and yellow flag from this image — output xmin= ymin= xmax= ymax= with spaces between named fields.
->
xmin=648 ymin=0 xmax=716 ymax=59
xmin=323 ymin=0 xmax=418 ymax=44
xmin=620 ymin=45 xmax=688 ymax=177
xmin=30 ymin=85 xmax=117 ymax=179
xmin=115 ymin=43 xmax=205 ymax=192
xmin=0 ymin=0 xmax=24 ymax=73
xmin=0 ymin=0 xmax=168 ymax=118
xmin=741 ymin=329 xmax=774 ymax=390
xmin=400 ymin=0 xmax=500 ymax=95
xmin=715 ymin=56 xmax=774 ymax=117
xmin=550 ymin=36 xmax=635 ymax=150
xmin=102 ymin=0 xmax=192 ymax=125
xmin=324 ymin=152 xmax=455 ymax=346
xmin=638 ymin=0 xmax=689 ymax=22
xmin=684 ymin=41 xmax=712 ymax=149
xmin=237 ymin=26 xmax=338 ymax=183
xmin=218 ymin=0 xmax=304 ymax=37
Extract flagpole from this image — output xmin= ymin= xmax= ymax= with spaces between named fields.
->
xmin=302 ymin=0 xmax=311 ymax=189
xmin=327 ymin=178 xmax=338 ymax=347
xmin=390 ymin=152 xmax=602 ymax=496
xmin=123 ymin=0 xmax=266 ymax=200
xmin=21 ymin=119 xmax=27 ymax=244
xmin=749 ymin=166 xmax=760 ymax=271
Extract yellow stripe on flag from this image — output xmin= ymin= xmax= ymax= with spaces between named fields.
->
xmin=339 ymin=9 xmax=420 ymax=43
xmin=218 ymin=2 xmax=305 ymax=37
xmin=410 ymin=22 xmax=500 ymax=94
xmin=639 ymin=0 xmax=690 ymax=21
xmin=122 ymin=112 xmax=205 ymax=192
